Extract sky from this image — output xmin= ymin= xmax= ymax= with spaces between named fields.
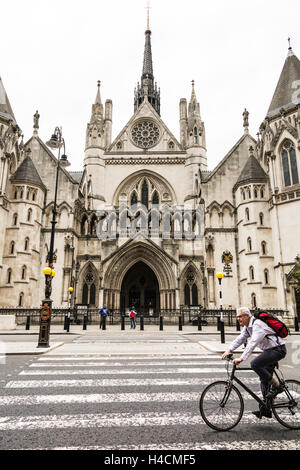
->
xmin=1 ymin=0 xmax=300 ymax=172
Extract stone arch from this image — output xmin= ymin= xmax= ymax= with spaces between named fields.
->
xmin=112 ymin=169 xmax=177 ymax=207
xmin=103 ymin=241 xmax=177 ymax=310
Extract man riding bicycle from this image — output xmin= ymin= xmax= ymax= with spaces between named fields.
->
xmin=222 ymin=307 xmax=287 ymax=419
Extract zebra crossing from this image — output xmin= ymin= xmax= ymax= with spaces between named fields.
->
xmin=0 ymin=351 xmax=295 ymax=450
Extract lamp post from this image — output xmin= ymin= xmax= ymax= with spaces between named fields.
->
xmin=216 ymin=272 xmax=225 ymax=344
xmin=38 ymin=127 xmax=66 ymax=347
xmin=66 ymin=287 xmax=74 ymax=332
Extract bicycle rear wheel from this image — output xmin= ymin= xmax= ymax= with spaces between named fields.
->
xmin=271 ymin=380 xmax=300 ymax=430
xmin=199 ymin=380 xmax=244 ymax=431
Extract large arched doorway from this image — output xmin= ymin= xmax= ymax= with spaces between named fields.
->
xmin=120 ymin=262 xmax=160 ymax=314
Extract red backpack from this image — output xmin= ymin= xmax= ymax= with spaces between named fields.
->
xmin=253 ymin=310 xmax=289 ymax=338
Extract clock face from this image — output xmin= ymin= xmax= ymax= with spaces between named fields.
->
xmin=131 ymin=120 xmax=160 ymax=149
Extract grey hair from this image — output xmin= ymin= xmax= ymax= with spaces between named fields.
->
xmin=236 ymin=307 xmax=251 ymax=316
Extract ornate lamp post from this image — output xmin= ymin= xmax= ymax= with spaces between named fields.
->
xmin=38 ymin=127 xmax=66 ymax=347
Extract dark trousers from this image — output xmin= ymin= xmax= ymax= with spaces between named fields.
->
xmin=250 ymin=345 xmax=287 ymax=398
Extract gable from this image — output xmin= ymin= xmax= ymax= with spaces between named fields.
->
xmin=107 ymin=100 xmax=183 ymax=154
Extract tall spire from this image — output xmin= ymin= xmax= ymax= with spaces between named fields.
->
xmin=134 ymin=2 xmax=160 ymax=115
xmin=267 ymin=41 xmax=300 ymax=117
xmin=0 ymin=76 xmax=16 ymax=122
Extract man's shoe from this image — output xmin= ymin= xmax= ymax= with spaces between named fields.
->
xmin=252 ymin=408 xmax=272 ymax=419
xmin=265 ymin=384 xmax=285 ymax=400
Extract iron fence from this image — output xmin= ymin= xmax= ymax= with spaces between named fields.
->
xmin=0 ymin=306 xmax=293 ymax=327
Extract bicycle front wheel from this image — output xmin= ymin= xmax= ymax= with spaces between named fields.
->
xmin=199 ymin=380 xmax=244 ymax=431
xmin=271 ymin=380 xmax=300 ymax=430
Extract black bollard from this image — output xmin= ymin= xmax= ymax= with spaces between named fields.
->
xmin=236 ymin=319 xmax=241 ymax=331
xmin=66 ymin=316 xmax=70 ymax=333
xmin=26 ymin=315 xmax=30 ymax=331
xmin=83 ymin=315 xmax=87 ymax=330
xmin=64 ymin=315 xmax=68 ymax=330
xmin=217 ymin=316 xmax=221 ymax=331
xmin=160 ymin=315 xmax=163 ymax=331
xmin=140 ymin=316 xmax=144 ymax=331
xmin=295 ymin=316 xmax=299 ymax=332
xmin=121 ymin=315 xmax=125 ymax=331
xmin=198 ymin=315 xmax=202 ymax=331
xmin=179 ymin=315 xmax=183 ymax=331
xmin=220 ymin=319 xmax=225 ymax=344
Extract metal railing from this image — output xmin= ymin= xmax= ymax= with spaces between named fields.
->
xmin=0 ymin=306 xmax=295 ymax=328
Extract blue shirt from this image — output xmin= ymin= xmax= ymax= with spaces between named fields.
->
xmin=99 ymin=308 xmax=109 ymax=316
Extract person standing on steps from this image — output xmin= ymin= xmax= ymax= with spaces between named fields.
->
xmin=130 ymin=306 xmax=136 ymax=329
xmin=98 ymin=304 xmax=110 ymax=329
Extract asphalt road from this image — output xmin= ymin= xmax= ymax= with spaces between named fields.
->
xmin=0 ymin=331 xmax=299 ymax=452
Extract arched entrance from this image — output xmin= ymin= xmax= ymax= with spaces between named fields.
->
xmin=120 ymin=262 xmax=160 ymax=314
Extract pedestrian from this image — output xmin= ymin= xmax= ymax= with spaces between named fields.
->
xmin=222 ymin=307 xmax=286 ymax=419
xmin=130 ymin=306 xmax=136 ymax=329
xmin=98 ymin=304 xmax=110 ymax=329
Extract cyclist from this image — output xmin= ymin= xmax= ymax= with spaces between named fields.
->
xmin=222 ymin=307 xmax=287 ymax=419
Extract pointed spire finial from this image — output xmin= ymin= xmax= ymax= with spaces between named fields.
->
xmin=95 ymin=80 xmax=102 ymax=105
xmin=287 ymin=37 xmax=294 ymax=57
xmin=146 ymin=0 xmax=151 ymax=32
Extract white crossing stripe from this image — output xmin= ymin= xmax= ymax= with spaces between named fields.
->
xmin=0 ymin=392 xmax=201 ymax=406
xmin=19 ymin=367 xmax=251 ymax=376
xmin=0 ymin=411 xmax=282 ymax=431
xmin=37 ymin=353 xmax=218 ymax=360
xmin=29 ymin=360 xmax=223 ymax=367
xmin=5 ymin=377 xmax=260 ymax=388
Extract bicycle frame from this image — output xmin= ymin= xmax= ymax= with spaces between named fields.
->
xmin=223 ymin=363 xmax=296 ymax=411
xmin=225 ymin=364 xmax=266 ymax=409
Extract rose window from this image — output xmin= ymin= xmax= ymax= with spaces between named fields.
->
xmin=131 ymin=120 xmax=160 ymax=149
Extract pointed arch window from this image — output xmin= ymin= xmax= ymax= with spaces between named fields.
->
xmin=10 ymin=241 xmax=15 ymax=255
xmin=259 ymin=212 xmax=264 ymax=226
xmin=193 ymin=127 xmax=198 ymax=144
xmin=152 ymin=191 xmax=159 ymax=205
xmin=282 ymin=140 xmax=299 ymax=187
xmin=7 ymin=269 xmax=12 ymax=284
xmin=247 ymin=237 xmax=252 ymax=252
xmin=264 ymin=269 xmax=269 ymax=285
xmin=141 ymin=180 xmax=149 ymax=209
xmin=249 ymin=266 xmax=255 ymax=281
xmin=21 ymin=266 xmax=26 ymax=280
xmin=13 ymin=213 xmax=18 ymax=226
xmin=82 ymin=267 xmax=97 ymax=306
xmin=261 ymin=241 xmax=267 ymax=255
xmin=19 ymin=292 xmax=24 ymax=307
xmin=245 ymin=208 xmax=250 ymax=221
xmin=130 ymin=191 xmax=138 ymax=208
xmin=27 ymin=209 xmax=32 ymax=222
xmin=192 ymin=284 xmax=198 ymax=306
xmin=184 ymin=283 xmax=190 ymax=306
xmin=24 ymin=238 xmax=29 ymax=251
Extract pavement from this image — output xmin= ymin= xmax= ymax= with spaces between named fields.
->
xmin=0 ymin=324 xmax=299 ymax=355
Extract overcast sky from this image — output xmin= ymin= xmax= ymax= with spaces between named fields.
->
xmin=1 ymin=0 xmax=299 ymax=171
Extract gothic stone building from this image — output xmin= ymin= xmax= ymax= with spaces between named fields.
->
xmin=0 ymin=25 xmax=300 ymax=318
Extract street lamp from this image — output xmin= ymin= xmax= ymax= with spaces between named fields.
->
xmin=216 ymin=272 xmax=225 ymax=344
xmin=38 ymin=127 xmax=66 ymax=348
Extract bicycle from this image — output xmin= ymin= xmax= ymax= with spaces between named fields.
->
xmin=199 ymin=354 xmax=300 ymax=431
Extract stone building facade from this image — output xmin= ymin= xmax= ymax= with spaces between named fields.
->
xmin=0 ymin=24 xmax=300 ymax=317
